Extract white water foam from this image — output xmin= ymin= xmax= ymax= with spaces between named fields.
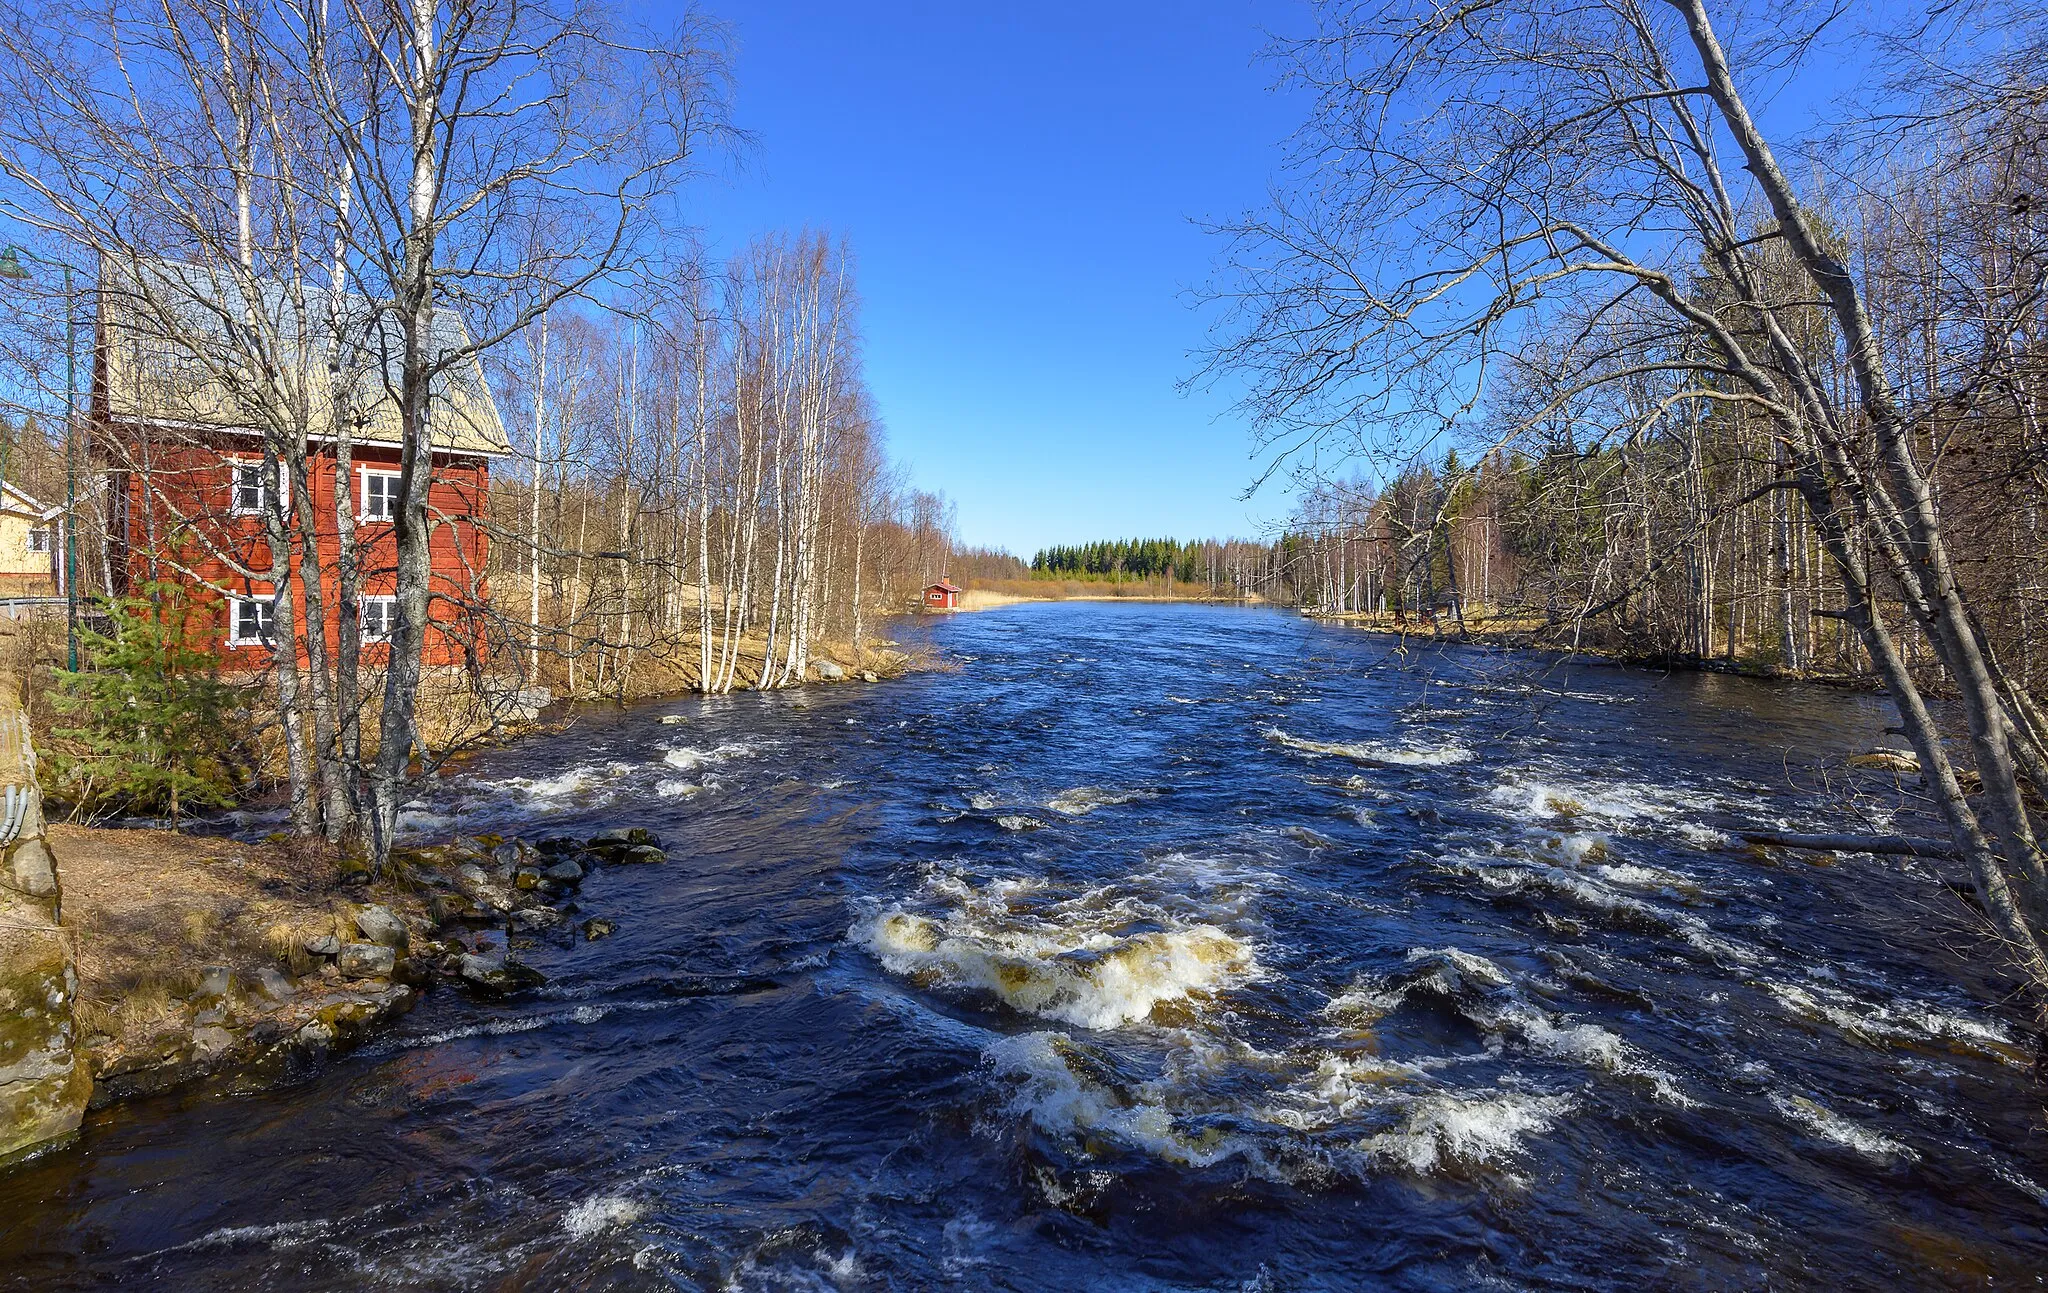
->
xmin=1045 ymin=787 xmax=1157 ymax=816
xmin=563 ymin=1194 xmax=644 ymax=1238
xmin=1266 ymin=727 xmax=1474 ymax=767
xmin=1356 ymin=1090 xmax=1575 ymax=1173
xmin=661 ymin=740 xmax=765 ymax=772
xmin=1771 ymin=1093 xmax=1918 ymax=1162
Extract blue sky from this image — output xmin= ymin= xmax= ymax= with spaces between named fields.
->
xmin=680 ymin=2 xmax=1310 ymax=558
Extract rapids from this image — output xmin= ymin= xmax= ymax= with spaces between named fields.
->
xmin=4 ymin=602 xmax=2045 ymax=1289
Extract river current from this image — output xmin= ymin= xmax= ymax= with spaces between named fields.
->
xmin=5 ymin=602 xmax=2047 ymax=1289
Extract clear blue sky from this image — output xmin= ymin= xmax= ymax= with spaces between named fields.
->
xmin=681 ymin=1 xmax=1309 ymax=558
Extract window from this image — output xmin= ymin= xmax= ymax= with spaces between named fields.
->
xmin=230 ymin=460 xmax=285 ymax=515
xmin=26 ymin=527 xmax=50 ymax=554
xmin=228 ymin=595 xmax=275 ymax=647
xmin=361 ymin=469 xmax=401 ymax=522
xmin=360 ymin=595 xmax=397 ymax=642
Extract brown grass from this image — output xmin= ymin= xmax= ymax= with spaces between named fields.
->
xmin=50 ymin=823 xmax=378 ymax=1049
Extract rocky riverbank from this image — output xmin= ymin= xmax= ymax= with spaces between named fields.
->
xmin=50 ymin=821 xmax=668 ymax=1124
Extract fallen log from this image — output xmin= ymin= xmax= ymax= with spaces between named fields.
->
xmin=1737 ymin=830 xmax=1958 ymax=860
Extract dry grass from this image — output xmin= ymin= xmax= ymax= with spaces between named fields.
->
xmin=51 ymin=823 xmax=369 ymax=1048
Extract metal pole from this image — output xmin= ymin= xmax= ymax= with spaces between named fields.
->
xmin=63 ymin=262 xmax=76 ymax=671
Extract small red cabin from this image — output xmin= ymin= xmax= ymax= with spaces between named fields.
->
xmin=923 ymin=579 xmax=960 ymax=611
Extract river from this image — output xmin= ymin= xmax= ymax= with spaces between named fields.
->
xmin=4 ymin=602 xmax=2045 ymax=1289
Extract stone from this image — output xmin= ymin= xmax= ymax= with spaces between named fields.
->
xmin=195 ymin=965 xmax=234 ymax=1000
xmin=457 ymin=952 xmax=546 ymax=995
xmin=514 ymin=868 xmax=543 ymax=891
xmin=353 ymin=905 xmax=409 ymax=951
xmin=337 ymin=943 xmax=396 ymax=980
xmin=535 ymin=836 xmax=582 ymax=855
xmin=4 ymin=838 xmax=56 ymax=899
xmin=658 ymin=714 xmax=688 ymax=726
xmin=492 ymin=840 xmax=536 ymax=874
xmin=543 ymin=860 xmax=584 ymax=883
xmin=1848 ymin=749 xmax=1920 ymax=774
xmin=621 ymin=845 xmax=666 ymax=865
xmin=589 ymin=828 xmax=634 ymax=847
xmin=304 ymin=934 xmax=341 ymax=958
xmin=810 ymin=658 xmax=846 ymax=681
xmin=860 ymin=671 xmax=879 ymax=684
xmin=251 ymin=967 xmax=297 ymax=1002
xmin=191 ymin=1025 xmax=236 ymax=1062
xmin=510 ymin=907 xmax=563 ymax=931
xmin=428 ymin=893 xmax=475 ymax=925
xmin=583 ymin=918 xmax=616 ymax=941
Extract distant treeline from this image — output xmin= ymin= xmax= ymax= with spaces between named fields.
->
xmin=1031 ymin=538 xmax=1244 ymax=583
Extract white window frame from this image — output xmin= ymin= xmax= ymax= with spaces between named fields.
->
xmin=227 ymin=593 xmax=276 ymax=648
xmin=360 ymin=594 xmax=398 ymax=643
xmin=26 ymin=526 xmax=50 ymax=554
xmin=228 ymin=457 xmax=288 ymax=517
xmin=359 ymin=467 xmax=402 ymax=523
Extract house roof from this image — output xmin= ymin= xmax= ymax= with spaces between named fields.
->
xmin=0 ymin=482 xmax=61 ymax=522
xmin=927 ymin=580 xmax=961 ymax=593
xmin=97 ymin=257 xmax=511 ymax=458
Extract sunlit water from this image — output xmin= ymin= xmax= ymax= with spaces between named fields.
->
xmin=6 ymin=603 xmax=2046 ymax=1289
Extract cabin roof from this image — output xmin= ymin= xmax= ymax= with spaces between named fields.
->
xmin=927 ymin=579 xmax=961 ymax=593
xmin=96 ymin=256 xmax=511 ymax=458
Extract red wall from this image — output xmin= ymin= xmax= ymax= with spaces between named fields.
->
xmin=105 ymin=427 xmax=493 ymax=668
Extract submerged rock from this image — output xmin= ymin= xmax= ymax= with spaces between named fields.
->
xmin=658 ymin=714 xmax=688 ymax=726
xmin=620 ymin=845 xmax=666 ymax=865
xmin=583 ymin=918 xmax=616 ymax=941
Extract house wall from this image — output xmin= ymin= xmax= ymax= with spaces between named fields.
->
xmin=0 ymin=512 xmax=58 ymax=597
xmin=104 ymin=426 xmax=492 ymax=667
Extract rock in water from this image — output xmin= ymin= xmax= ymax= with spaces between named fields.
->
xmin=337 ymin=943 xmax=396 ymax=980
xmin=658 ymin=714 xmax=688 ymax=725
xmin=583 ymin=918 xmax=616 ymax=941
xmin=457 ymin=952 xmax=546 ymax=995
xmin=811 ymin=658 xmax=847 ymax=681
xmin=543 ymin=860 xmax=585 ymax=883
xmin=622 ymin=846 xmax=666 ymax=865
xmin=354 ymin=904 xmax=409 ymax=951
xmin=1848 ymin=749 xmax=1920 ymax=774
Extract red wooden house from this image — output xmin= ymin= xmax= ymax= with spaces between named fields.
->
xmin=923 ymin=579 xmax=960 ymax=611
xmin=94 ymin=259 xmax=509 ymax=667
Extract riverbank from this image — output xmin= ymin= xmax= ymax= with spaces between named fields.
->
xmin=1305 ymin=607 xmax=1871 ymax=686
xmin=48 ymin=817 xmax=680 ymax=1119
xmin=955 ymin=585 xmax=1266 ymax=612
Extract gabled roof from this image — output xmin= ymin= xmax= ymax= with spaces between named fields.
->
xmin=927 ymin=579 xmax=962 ymax=593
xmin=0 ymin=482 xmax=61 ymax=521
xmin=97 ymin=257 xmax=511 ymax=458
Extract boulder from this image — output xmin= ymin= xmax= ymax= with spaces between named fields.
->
xmin=457 ymin=952 xmax=546 ymax=995
xmin=658 ymin=714 xmax=688 ymax=726
xmin=543 ymin=860 xmax=585 ymax=883
xmin=810 ymin=658 xmax=847 ymax=681
xmin=514 ymin=868 xmax=543 ymax=891
xmin=510 ymin=907 xmax=563 ymax=931
xmin=191 ymin=1025 xmax=236 ymax=1062
xmin=621 ymin=845 xmax=667 ymax=866
xmin=583 ymin=918 xmax=616 ymax=941
xmin=428 ymin=893 xmax=475 ymax=925
xmin=337 ymin=942 xmax=396 ymax=980
xmin=251 ymin=967 xmax=297 ymax=1002
xmin=860 ymin=671 xmax=879 ymax=684
xmin=353 ymin=904 xmax=409 ymax=951
xmin=303 ymin=934 xmax=341 ymax=958
xmin=535 ymin=836 xmax=583 ymax=856
xmin=1848 ymin=749 xmax=1920 ymax=774
xmin=4 ymin=839 xmax=56 ymax=899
